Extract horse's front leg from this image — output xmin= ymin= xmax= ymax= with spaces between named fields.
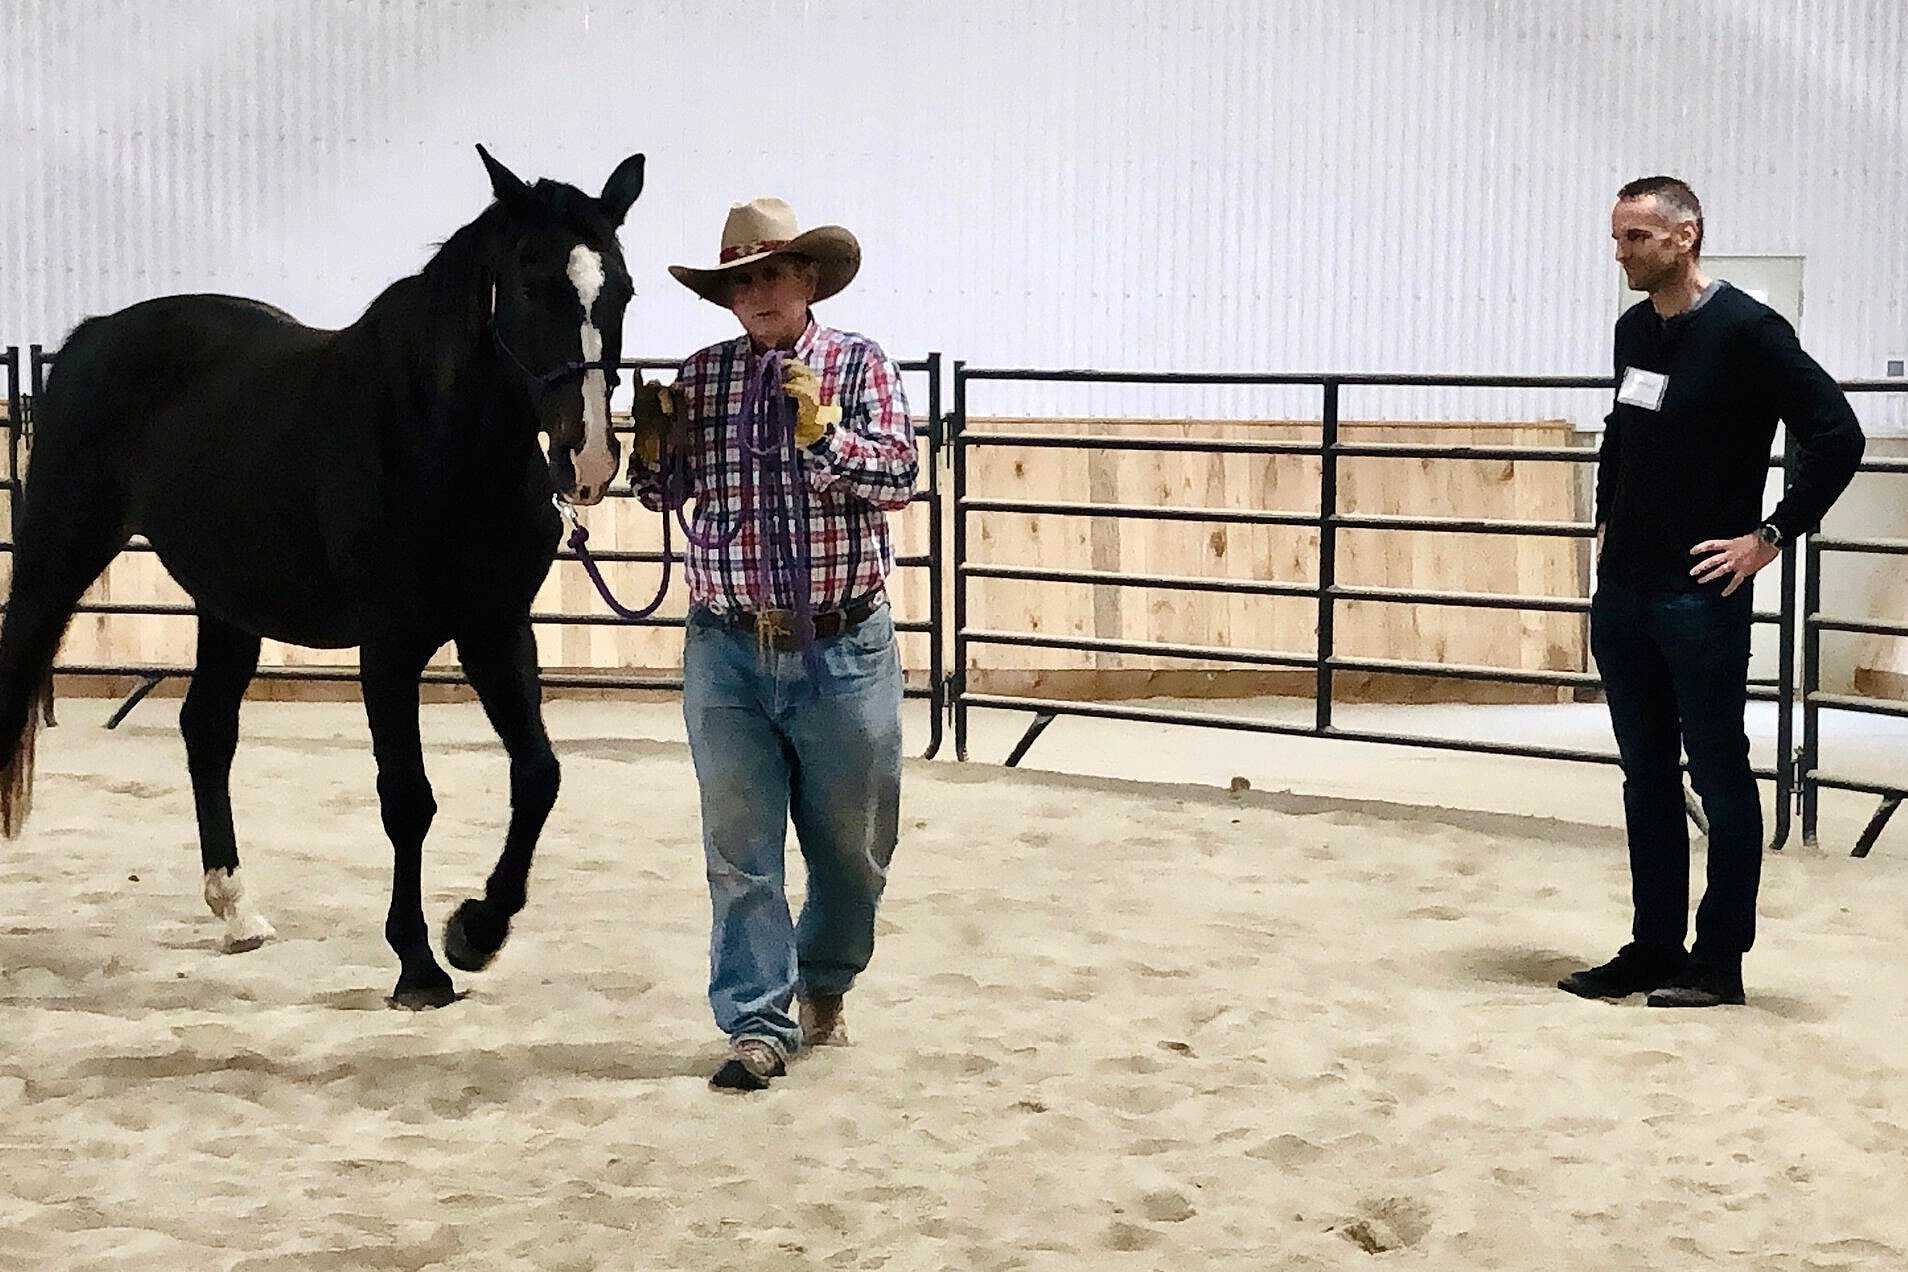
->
xmin=442 ymin=621 xmax=558 ymax=974
xmin=361 ymin=638 xmax=456 ymax=1009
xmin=183 ymin=616 xmax=276 ymax=953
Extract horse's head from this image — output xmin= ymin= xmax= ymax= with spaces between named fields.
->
xmin=478 ymin=144 xmax=646 ymax=506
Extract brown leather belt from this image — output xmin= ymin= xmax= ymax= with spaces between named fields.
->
xmin=709 ymin=595 xmax=882 ymax=650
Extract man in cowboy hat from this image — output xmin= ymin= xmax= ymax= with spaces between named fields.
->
xmin=630 ymin=197 xmax=918 ymax=1091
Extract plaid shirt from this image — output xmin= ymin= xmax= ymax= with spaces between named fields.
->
xmin=632 ymin=319 xmax=917 ymax=615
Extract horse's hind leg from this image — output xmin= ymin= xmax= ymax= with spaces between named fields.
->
xmin=361 ymin=635 xmax=455 ymax=1009
xmin=443 ymin=621 xmax=558 ymax=974
xmin=182 ymin=615 xmax=275 ymax=952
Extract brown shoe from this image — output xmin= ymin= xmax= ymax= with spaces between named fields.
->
xmin=799 ymin=993 xmax=848 ymax=1047
xmin=710 ymin=1038 xmax=787 ymax=1091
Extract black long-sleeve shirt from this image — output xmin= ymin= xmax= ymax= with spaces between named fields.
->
xmin=1595 ymin=282 xmax=1865 ymax=592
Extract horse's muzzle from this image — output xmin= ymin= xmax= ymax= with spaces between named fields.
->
xmin=548 ymin=442 xmax=617 ymax=507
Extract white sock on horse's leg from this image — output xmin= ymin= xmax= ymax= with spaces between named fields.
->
xmin=203 ymin=867 xmax=276 ymax=953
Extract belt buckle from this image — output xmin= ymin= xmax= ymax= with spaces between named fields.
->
xmin=754 ymin=608 xmax=794 ymax=652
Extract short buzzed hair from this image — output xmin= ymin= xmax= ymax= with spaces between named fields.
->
xmin=1617 ymin=176 xmax=1704 ymax=256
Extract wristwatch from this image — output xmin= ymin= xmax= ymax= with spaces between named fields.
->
xmin=1754 ymin=523 xmax=1784 ymax=549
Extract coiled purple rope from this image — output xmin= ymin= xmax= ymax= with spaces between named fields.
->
xmin=568 ymin=350 xmax=817 ymax=648
xmin=735 ymin=351 xmax=817 ymax=650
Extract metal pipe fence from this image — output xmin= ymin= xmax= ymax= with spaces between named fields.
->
xmin=1799 ymin=382 xmax=1908 ymax=855
xmin=4 ymin=343 xmax=1903 ymax=852
xmin=3 ymin=347 xmax=946 ymax=756
xmin=946 ymin=365 xmax=1895 ymax=854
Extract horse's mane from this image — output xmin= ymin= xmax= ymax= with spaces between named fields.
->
xmin=413 ymin=203 xmax=509 ymax=399
xmin=423 ymin=204 xmax=510 ymax=322
xmin=351 ymin=181 xmax=621 ymax=404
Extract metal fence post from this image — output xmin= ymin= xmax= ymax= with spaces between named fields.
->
xmin=1800 ymin=533 xmax=1822 ymax=848
xmin=3 ymin=346 xmax=19 ymax=547
xmin=1315 ymin=378 xmax=1340 ymax=733
xmin=950 ymin=361 xmax=969 ymax=761
xmin=1770 ymin=433 xmax=1798 ymax=851
xmin=921 ymin=352 xmax=946 ymax=760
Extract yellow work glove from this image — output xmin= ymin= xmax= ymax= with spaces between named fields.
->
xmin=782 ymin=357 xmax=842 ymax=449
xmin=630 ymin=377 xmax=674 ymax=466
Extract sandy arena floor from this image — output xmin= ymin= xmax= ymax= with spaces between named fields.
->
xmin=0 ymin=695 xmax=1904 ymax=1269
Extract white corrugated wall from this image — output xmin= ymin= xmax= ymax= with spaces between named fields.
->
xmin=2 ymin=0 xmax=1904 ymax=426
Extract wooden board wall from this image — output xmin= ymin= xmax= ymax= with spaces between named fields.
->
xmin=0 ymin=415 xmax=939 ymax=684
xmin=0 ymin=415 xmax=1603 ymax=700
xmin=960 ymin=418 xmax=1593 ymax=698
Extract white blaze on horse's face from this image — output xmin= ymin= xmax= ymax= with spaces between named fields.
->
xmin=566 ymin=244 xmax=618 ymax=504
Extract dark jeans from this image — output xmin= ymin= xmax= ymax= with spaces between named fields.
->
xmin=1589 ymin=584 xmax=1761 ymax=959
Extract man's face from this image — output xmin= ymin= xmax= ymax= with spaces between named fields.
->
xmin=725 ymin=256 xmax=817 ymax=348
xmin=1611 ymin=196 xmax=1696 ymax=293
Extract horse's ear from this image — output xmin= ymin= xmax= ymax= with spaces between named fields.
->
xmin=599 ymin=153 xmax=646 ymax=226
xmin=476 ymin=143 xmax=534 ymax=213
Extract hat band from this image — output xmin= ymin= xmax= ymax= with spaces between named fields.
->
xmin=719 ymin=237 xmax=792 ymax=264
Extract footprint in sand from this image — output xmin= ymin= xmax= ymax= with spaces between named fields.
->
xmin=1334 ymin=1195 xmax=1431 ymax=1254
xmin=68 ymin=775 xmax=173 ymax=800
xmin=1102 ymin=1220 xmax=1162 ymax=1252
xmin=1139 ymin=1189 xmax=1196 ymax=1223
xmin=1810 ymin=1237 xmax=1903 ymax=1265
xmin=1406 ymin=904 xmax=1465 ymax=921
xmin=1094 ymin=1080 xmax=1178 ymax=1115
xmin=1246 ymin=1133 xmax=1326 ymax=1167
xmin=916 ymin=1050 xmax=999 ymax=1079
xmin=1095 ymin=1052 xmax=1171 ymax=1077
xmin=1127 ymin=961 xmax=1193 ymax=980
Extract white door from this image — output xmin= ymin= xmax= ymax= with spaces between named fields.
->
xmin=1615 ymin=254 xmax=1803 ymax=327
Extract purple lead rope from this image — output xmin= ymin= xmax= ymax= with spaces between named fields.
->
xmin=566 ymin=350 xmax=820 ymax=663
xmin=560 ymin=497 xmax=672 ymax=621
xmin=735 ymin=351 xmax=817 ymax=653
xmin=669 ymin=415 xmax=746 ymax=552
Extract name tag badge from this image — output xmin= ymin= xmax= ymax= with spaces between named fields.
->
xmin=1617 ymin=367 xmax=1668 ymax=411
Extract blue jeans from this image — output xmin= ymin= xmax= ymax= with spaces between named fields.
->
xmin=1589 ymin=584 xmax=1761 ymax=959
xmin=681 ymin=603 xmax=903 ymax=1055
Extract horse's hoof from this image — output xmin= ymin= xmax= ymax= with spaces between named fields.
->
xmin=219 ymin=915 xmax=276 ymax=954
xmin=205 ymin=870 xmax=275 ymax=953
xmin=386 ymin=983 xmax=460 ymax=1011
xmin=444 ymin=898 xmax=510 ymax=973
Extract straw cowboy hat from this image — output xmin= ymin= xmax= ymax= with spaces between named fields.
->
xmin=669 ymin=197 xmax=861 ymax=305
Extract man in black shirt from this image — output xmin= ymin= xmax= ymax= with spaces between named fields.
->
xmin=1559 ymin=176 xmax=1864 ymax=1009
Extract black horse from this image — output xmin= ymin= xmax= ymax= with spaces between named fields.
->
xmin=0 ymin=145 xmax=646 ymax=1007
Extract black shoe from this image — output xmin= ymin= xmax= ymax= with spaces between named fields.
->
xmin=1557 ymin=943 xmax=1688 ymax=999
xmin=709 ymin=1038 xmax=788 ymax=1091
xmin=1646 ymin=960 xmax=1746 ymax=1008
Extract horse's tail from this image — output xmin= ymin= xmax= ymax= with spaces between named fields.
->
xmin=0 ymin=665 xmax=49 ymax=838
xmin=0 ymin=499 xmax=81 ymax=838
xmin=0 ymin=326 xmax=136 ymax=837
